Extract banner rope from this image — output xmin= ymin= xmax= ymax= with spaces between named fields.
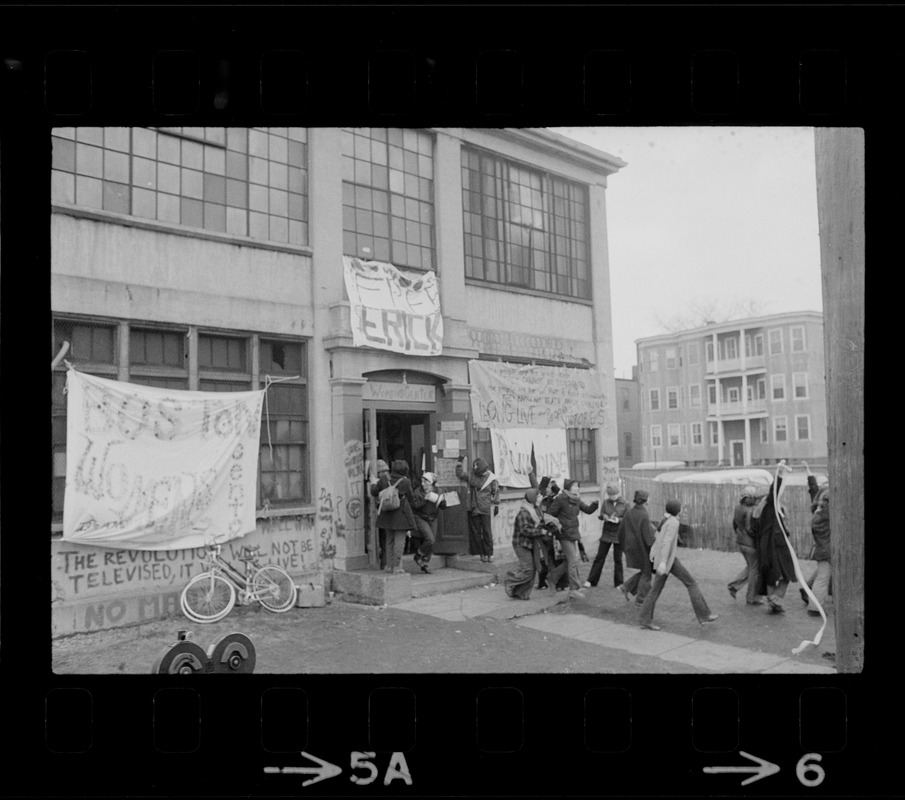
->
xmin=772 ymin=459 xmax=827 ymax=654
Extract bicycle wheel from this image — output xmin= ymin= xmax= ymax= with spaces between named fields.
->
xmin=251 ymin=565 xmax=296 ymax=612
xmin=181 ymin=572 xmax=236 ymax=623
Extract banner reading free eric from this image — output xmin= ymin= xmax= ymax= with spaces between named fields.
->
xmin=469 ymin=360 xmax=607 ymax=429
xmin=343 ymin=256 xmax=443 ymax=356
xmin=62 ymin=370 xmax=265 ymax=551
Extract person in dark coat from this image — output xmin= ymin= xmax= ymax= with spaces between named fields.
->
xmin=368 ymin=459 xmax=391 ymax=568
xmin=726 ymin=485 xmax=764 ymax=605
xmin=370 ymin=459 xmax=416 ymax=574
xmin=753 ymin=463 xmax=797 ymax=613
xmin=533 ymin=477 xmax=562 ymax=589
xmin=455 ymin=456 xmax=500 ymax=562
xmin=617 ymin=490 xmax=657 ymax=606
xmin=584 ymin=484 xmax=628 ymax=590
xmin=503 ymin=488 xmax=547 ymax=600
xmin=544 ymin=479 xmax=599 ymax=599
xmin=410 ymin=471 xmax=446 ymax=574
xmin=802 ymin=463 xmax=831 ymax=616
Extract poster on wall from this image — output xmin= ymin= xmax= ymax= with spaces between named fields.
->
xmin=62 ymin=370 xmax=265 ymax=551
xmin=489 ymin=427 xmax=569 ymax=488
xmin=469 ymin=360 xmax=607 ymax=429
xmin=343 ymin=256 xmax=443 ymax=356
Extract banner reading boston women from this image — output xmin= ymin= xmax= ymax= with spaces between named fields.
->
xmin=62 ymin=369 xmax=265 ymax=551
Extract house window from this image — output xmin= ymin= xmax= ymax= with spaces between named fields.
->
xmin=771 ymin=374 xmax=786 ymax=401
xmin=709 ymin=422 xmax=719 ymax=445
xmin=790 ymin=326 xmax=806 ymax=352
xmin=705 ymin=341 xmax=714 ymax=363
xmin=725 ymin=336 xmax=738 ymax=360
xmin=793 ymin=372 xmax=809 ymax=399
xmin=462 ymin=147 xmax=590 ymax=297
xmin=342 ymin=127 xmax=434 ymax=270
xmin=648 ymin=350 xmax=660 ymax=372
xmin=795 ymin=414 xmax=811 ymax=441
xmin=687 ymin=342 xmax=699 ymax=366
xmin=773 ymin=416 xmax=788 ymax=442
xmin=649 ymin=389 xmax=660 ymax=411
xmin=650 ymin=425 xmax=663 ymax=448
xmin=621 ymin=387 xmax=630 ymax=410
xmin=623 ymin=432 xmax=633 ymax=459
xmin=745 ymin=333 xmax=764 ymax=357
xmin=51 ymin=317 xmax=312 ymax=522
xmin=708 ymin=383 xmax=717 ymax=405
xmin=52 ymin=127 xmax=309 ymax=245
xmin=568 ymin=428 xmax=597 ymax=483
xmin=756 ymin=378 xmax=766 ymax=400
xmin=689 ymin=384 xmax=701 ymax=408
xmin=665 ymin=347 xmax=677 ymax=369
xmin=667 ymin=387 xmax=679 ymax=409
xmin=691 ymin=422 xmax=703 ymax=445
xmin=768 ymin=329 xmax=783 ymax=355
xmin=728 ymin=386 xmax=740 ymax=403
xmin=668 ymin=424 xmax=680 ymax=447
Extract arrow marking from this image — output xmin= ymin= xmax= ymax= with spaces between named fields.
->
xmin=263 ymin=752 xmax=343 ymax=787
xmin=703 ymin=751 xmax=781 ymax=786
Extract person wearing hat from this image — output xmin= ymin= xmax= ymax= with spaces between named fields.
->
xmin=503 ymin=488 xmax=549 ymax=600
xmin=370 ymin=459 xmax=416 ymax=574
xmin=410 ymin=471 xmax=447 ymax=574
xmin=455 ymin=456 xmax=500 ymax=563
xmin=584 ymin=484 xmax=629 ymax=591
xmin=752 ymin=463 xmax=797 ymax=613
xmin=544 ymin=479 xmax=599 ymax=599
xmin=638 ymin=499 xmax=719 ymax=630
xmin=727 ymin=485 xmax=764 ymax=605
xmin=368 ymin=459 xmax=391 ymax=569
xmin=615 ymin=489 xmax=657 ymax=605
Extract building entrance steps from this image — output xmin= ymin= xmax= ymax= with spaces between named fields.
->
xmin=331 ymin=564 xmax=498 ymax=606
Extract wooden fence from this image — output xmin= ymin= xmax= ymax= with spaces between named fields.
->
xmin=622 ymin=477 xmax=815 ymax=559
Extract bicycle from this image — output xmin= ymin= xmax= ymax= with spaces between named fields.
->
xmin=180 ymin=542 xmax=297 ymax=623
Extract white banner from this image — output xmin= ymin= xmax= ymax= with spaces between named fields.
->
xmin=343 ymin=256 xmax=443 ymax=356
xmin=469 ymin=360 xmax=606 ymax=429
xmin=489 ymin=427 xmax=569 ymax=488
xmin=62 ymin=370 xmax=265 ymax=551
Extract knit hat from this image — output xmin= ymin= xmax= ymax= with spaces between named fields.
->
xmin=563 ymin=478 xmax=578 ymax=492
xmin=524 ymin=488 xmax=540 ymax=505
xmin=665 ymin=498 xmax=682 ymax=515
xmin=375 ymin=460 xmax=389 ymax=474
xmin=633 ymin=489 xmax=649 ymax=504
xmin=605 ymin=485 xmax=620 ymax=497
xmin=422 ymin=471 xmax=438 ymax=485
xmin=741 ymin=485 xmax=756 ymax=498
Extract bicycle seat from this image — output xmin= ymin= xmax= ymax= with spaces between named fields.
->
xmin=239 ymin=546 xmax=261 ymax=561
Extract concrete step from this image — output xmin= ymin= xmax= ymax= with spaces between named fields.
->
xmin=408 ymin=568 xmax=493 ymax=599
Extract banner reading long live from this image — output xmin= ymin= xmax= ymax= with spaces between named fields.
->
xmin=62 ymin=370 xmax=265 ymax=550
xmin=343 ymin=256 xmax=443 ymax=356
xmin=469 ymin=360 xmax=607 ymax=429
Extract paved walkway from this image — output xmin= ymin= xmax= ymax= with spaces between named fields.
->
xmin=390 ymin=583 xmax=835 ymax=674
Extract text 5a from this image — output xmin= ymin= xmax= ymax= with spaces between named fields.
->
xmin=264 ymin=750 xmax=412 ymax=787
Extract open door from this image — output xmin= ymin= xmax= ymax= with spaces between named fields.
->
xmin=432 ymin=412 xmax=471 ymax=555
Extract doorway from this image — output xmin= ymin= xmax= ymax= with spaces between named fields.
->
xmin=374 ymin=412 xmax=431 ymax=475
xmin=730 ymin=440 xmax=746 ymax=467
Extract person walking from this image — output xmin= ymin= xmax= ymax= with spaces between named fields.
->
xmin=616 ymin=490 xmax=657 ymax=606
xmin=544 ymin=479 xmax=599 ymax=599
xmin=455 ymin=456 xmax=500 ymax=562
xmin=503 ymin=488 xmax=546 ymax=600
xmin=726 ymin=485 xmax=764 ymax=605
xmin=370 ymin=459 xmax=416 ymax=574
xmin=639 ymin=498 xmax=719 ymax=630
xmin=368 ymin=459 xmax=391 ymax=568
xmin=802 ymin=463 xmax=831 ymax=617
xmin=410 ymin=471 xmax=446 ymax=574
xmin=535 ymin=477 xmax=560 ymax=589
xmin=753 ymin=462 xmax=797 ymax=613
xmin=584 ymin=485 xmax=628 ymax=591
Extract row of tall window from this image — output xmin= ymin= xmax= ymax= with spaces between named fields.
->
xmin=51 ymin=317 xmax=310 ymax=521
xmin=647 ymin=374 xmax=809 ymax=411
xmin=52 ymin=127 xmax=593 ymax=301
xmin=642 ymin=326 xmax=809 ymax=372
xmin=647 ymin=415 xmax=811 ymax=449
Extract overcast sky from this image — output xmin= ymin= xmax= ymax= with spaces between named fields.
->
xmin=550 ymin=126 xmax=823 ymax=378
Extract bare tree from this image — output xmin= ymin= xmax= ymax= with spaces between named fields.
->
xmin=654 ymin=296 xmax=769 ymax=334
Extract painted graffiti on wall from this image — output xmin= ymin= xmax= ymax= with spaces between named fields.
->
xmin=317 ymin=487 xmax=339 ymax=561
xmin=599 ymin=457 xmax=621 ymax=494
xmin=53 ymin=514 xmax=320 ymax=600
xmin=343 ymin=439 xmax=365 ymax=499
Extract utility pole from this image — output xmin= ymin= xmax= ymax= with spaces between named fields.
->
xmin=814 ymin=128 xmax=864 ymax=673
